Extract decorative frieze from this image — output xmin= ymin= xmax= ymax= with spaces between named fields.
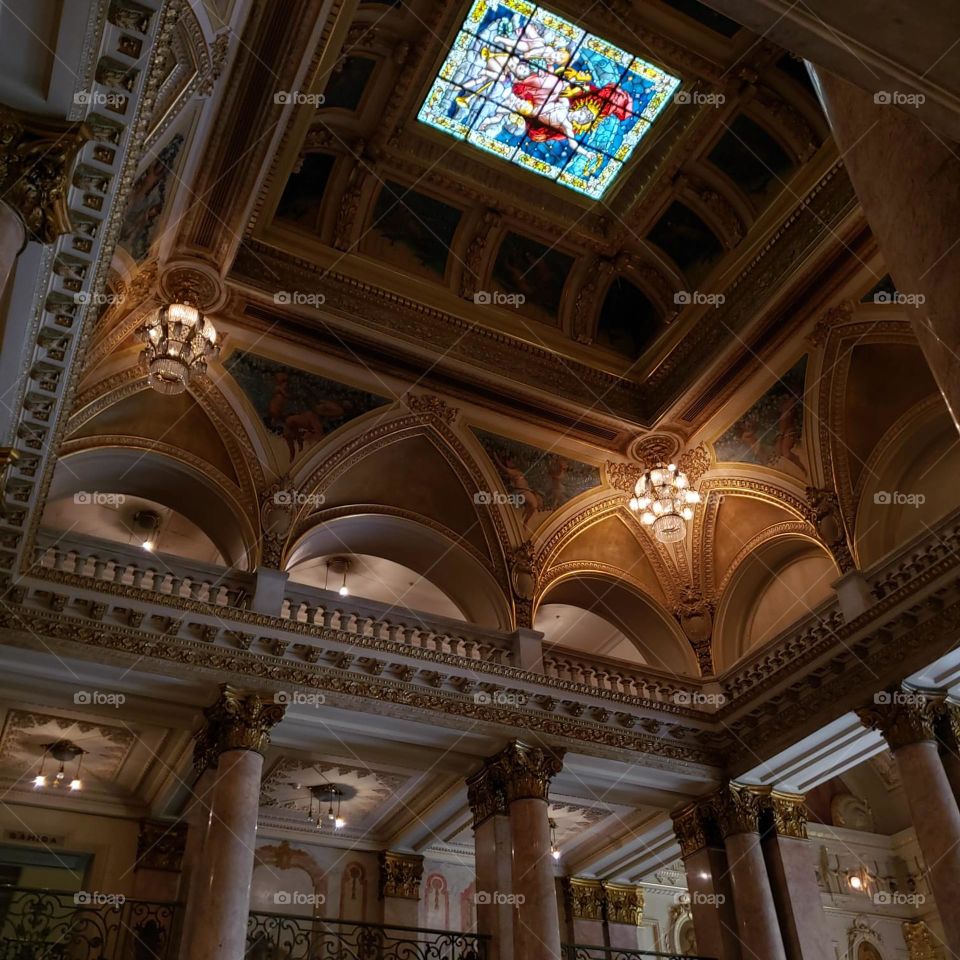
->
xmin=378 ymin=851 xmax=423 ymax=900
xmin=603 ymin=882 xmax=644 ymax=926
xmin=562 ymin=877 xmax=605 ymax=921
xmin=193 ymin=684 xmax=285 ymax=770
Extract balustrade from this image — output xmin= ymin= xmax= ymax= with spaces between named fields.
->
xmin=562 ymin=945 xmax=712 ymax=960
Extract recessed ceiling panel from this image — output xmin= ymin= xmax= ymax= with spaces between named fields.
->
xmin=417 ymin=0 xmax=680 ymax=198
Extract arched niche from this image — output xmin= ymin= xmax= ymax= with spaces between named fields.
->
xmin=536 ymin=573 xmax=697 ymax=676
xmin=856 ymin=404 xmax=960 ymax=568
xmin=47 ymin=447 xmax=256 ymax=569
xmin=714 ymin=534 xmax=837 ymax=671
xmin=286 ymin=513 xmax=511 ymax=630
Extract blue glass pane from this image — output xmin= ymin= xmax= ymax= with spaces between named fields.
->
xmin=418 ymin=2 xmax=681 ymax=199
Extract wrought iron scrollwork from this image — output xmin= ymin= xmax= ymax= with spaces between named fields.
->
xmin=561 ymin=944 xmax=713 ymax=960
xmin=246 ymin=913 xmax=487 ymax=960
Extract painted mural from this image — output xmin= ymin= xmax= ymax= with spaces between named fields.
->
xmin=714 ymin=356 xmax=808 ymax=478
xmin=118 ymin=133 xmax=185 ymax=262
xmin=225 ymin=351 xmax=389 ymax=464
xmin=472 ymin=427 xmax=600 ymax=527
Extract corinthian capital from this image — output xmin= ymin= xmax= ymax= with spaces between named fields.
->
xmin=466 ymin=765 xmax=508 ymax=827
xmin=193 ymin=685 xmax=285 ymax=769
xmin=671 ymin=802 xmax=709 ymax=858
xmin=710 ymin=783 xmax=767 ymax=838
xmin=770 ymin=791 xmax=808 ymax=839
xmin=857 ymin=690 xmax=939 ymax=750
xmin=486 ymin=740 xmax=565 ymax=802
xmin=0 ymin=104 xmax=90 ymax=244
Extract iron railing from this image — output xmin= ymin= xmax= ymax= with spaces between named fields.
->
xmin=0 ymin=887 xmax=178 ymax=960
xmin=246 ymin=913 xmax=487 ymax=960
xmin=563 ymin=944 xmax=714 ymax=960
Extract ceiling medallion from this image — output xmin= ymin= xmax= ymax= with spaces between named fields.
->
xmin=628 ymin=462 xmax=700 ymax=543
xmin=138 ymin=300 xmax=220 ymax=395
xmin=417 ymin=0 xmax=680 ymax=199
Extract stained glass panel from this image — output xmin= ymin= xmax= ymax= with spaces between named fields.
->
xmin=417 ymin=0 xmax=681 ymax=199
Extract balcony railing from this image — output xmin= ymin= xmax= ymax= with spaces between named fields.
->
xmin=246 ymin=913 xmax=487 ymax=960
xmin=0 ymin=887 xmax=179 ymax=960
xmin=563 ymin=944 xmax=713 ymax=960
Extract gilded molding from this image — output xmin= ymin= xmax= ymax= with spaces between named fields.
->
xmin=709 ymin=783 xmax=766 ymax=838
xmin=135 ymin=820 xmax=187 ymax=872
xmin=805 ymin=485 xmax=854 ymax=573
xmin=194 ymin=685 xmax=285 ymax=769
xmin=562 ymin=877 xmax=605 ymax=921
xmin=466 ymin=765 xmax=508 ymax=827
xmin=378 ymin=851 xmax=423 ymax=900
xmin=603 ymin=882 xmax=644 ymax=926
xmin=902 ymin=920 xmax=940 ymax=960
xmin=857 ymin=692 xmax=940 ymax=750
xmin=670 ymin=803 xmax=708 ymax=858
xmin=484 ymin=740 xmax=565 ymax=802
xmin=769 ymin=791 xmax=808 ymax=839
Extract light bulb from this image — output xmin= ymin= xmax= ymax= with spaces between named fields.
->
xmin=675 ymin=474 xmax=688 ymax=488
xmin=338 ymin=585 xmax=349 ymax=597
xmin=69 ymin=778 xmax=82 ymax=791
xmin=335 ymin=817 xmax=345 ymax=830
xmin=685 ymin=490 xmax=701 ymax=504
xmin=668 ymin=463 xmax=677 ymax=472
xmin=142 ymin=539 xmax=155 ymax=552
xmin=652 ymin=501 xmax=664 ymax=515
xmin=681 ymin=506 xmax=694 ymax=521
xmin=849 ymin=875 xmax=862 ymax=890
xmin=33 ymin=775 xmax=47 ymax=789
xmin=641 ymin=511 xmax=655 ymax=525
xmin=551 ymin=847 xmax=561 ymax=861
xmin=637 ymin=496 xmax=651 ymax=509
xmin=628 ymin=497 xmax=639 ymax=511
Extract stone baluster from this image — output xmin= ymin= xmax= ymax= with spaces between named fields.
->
xmin=92 ymin=556 xmax=107 ymax=580
xmin=858 ymin=693 xmax=960 ymax=953
xmin=671 ymin=801 xmax=742 ymax=960
xmin=183 ymin=686 xmax=285 ymax=960
xmin=711 ymin=784 xmax=788 ymax=960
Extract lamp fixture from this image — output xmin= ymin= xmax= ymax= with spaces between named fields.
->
xmin=138 ymin=300 xmax=219 ymax=395
xmin=33 ymin=740 xmax=84 ymax=792
xmin=307 ymin=783 xmax=348 ymax=832
xmin=326 ymin=557 xmax=350 ymax=597
xmin=628 ymin=462 xmax=701 ymax=544
xmin=132 ymin=510 xmax=161 ymax=553
xmin=549 ymin=818 xmax=560 ymax=861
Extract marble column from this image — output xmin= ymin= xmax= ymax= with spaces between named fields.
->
xmin=602 ymin=883 xmax=644 ymax=950
xmin=935 ymin=701 xmax=960 ymax=807
xmin=467 ymin=768 xmax=514 ymax=960
xmin=858 ymin=696 xmax=960 ymax=954
xmin=487 ymin=741 xmax=565 ymax=960
xmin=809 ymin=67 xmax=960 ymax=433
xmin=711 ymin=785 xmax=788 ymax=960
xmin=184 ymin=686 xmax=285 ymax=960
xmin=560 ymin=878 xmax=605 ymax=946
xmin=177 ymin=769 xmax=217 ymax=959
xmin=760 ymin=793 xmax=831 ymax=960
xmin=671 ymin=803 xmax=741 ymax=960
xmin=378 ymin=852 xmax=424 ymax=927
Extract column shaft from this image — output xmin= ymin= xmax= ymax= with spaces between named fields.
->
xmin=894 ymin=740 xmax=960 ymax=952
xmin=510 ymin=798 xmax=562 ymax=960
xmin=475 ymin=814 xmax=514 ymax=960
xmin=177 ymin=770 xmax=217 ymax=959
xmin=724 ymin=832 xmax=788 ymax=960
xmin=187 ymin=750 xmax=264 ymax=960
xmin=811 ymin=67 xmax=960 ymax=432
xmin=681 ymin=846 xmax=741 ymax=960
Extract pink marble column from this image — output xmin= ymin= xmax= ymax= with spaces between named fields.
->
xmin=485 ymin=741 xmax=565 ymax=960
xmin=183 ymin=687 xmax=285 ymax=960
xmin=859 ymin=697 xmax=960 ymax=955
xmin=936 ymin=703 xmax=960 ymax=807
xmin=0 ymin=201 xmax=25 ymax=302
xmin=177 ymin=769 xmax=216 ymax=960
xmin=810 ymin=67 xmax=960 ymax=433
xmin=671 ymin=805 xmax=741 ymax=960
xmin=761 ymin=794 xmax=831 ymax=960
xmin=712 ymin=786 xmax=788 ymax=960
xmin=468 ymin=776 xmax=514 ymax=960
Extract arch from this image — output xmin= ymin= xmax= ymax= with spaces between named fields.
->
xmin=536 ymin=571 xmax=698 ymax=676
xmin=714 ymin=533 xmax=837 ymax=671
xmin=286 ymin=512 xmax=512 ymax=630
xmin=421 ymin=873 xmax=449 ymax=930
xmin=48 ymin=446 xmax=257 ymax=569
xmin=855 ymin=401 xmax=960 ymax=568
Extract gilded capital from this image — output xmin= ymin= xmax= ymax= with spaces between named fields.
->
xmin=671 ymin=802 xmax=708 ymax=858
xmin=485 ymin=740 xmax=565 ymax=802
xmin=902 ymin=920 xmax=939 ymax=959
xmin=603 ymin=882 xmax=644 ymax=926
xmin=0 ymin=104 xmax=90 ymax=244
xmin=857 ymin=691 xmax=939 ymax=750
xmin=378 ymin=851 xmax=424 ymax=900
xmin=770 ymin=791 xmax=808 ymax=839
xmin=935 ymin=700 xmax=960 ymax=751
xmin=562 ymin=877 xmax=605 ymax=921
xmin=710 ymin=783 xmax=766 ymax=838
xmin=193 ymin=685 xmax=285 ymax=769
xmin=466 ymin=765 xmax=508 ymax=827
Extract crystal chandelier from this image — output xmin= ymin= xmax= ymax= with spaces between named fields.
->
xmin=138 ymin=301 xmax=219 ymax=395
xmin=628 ymin=462 xmax=701 ymax=543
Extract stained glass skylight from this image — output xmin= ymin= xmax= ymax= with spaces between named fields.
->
xmin=418 ymin=0 xmax=681 ymax=199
